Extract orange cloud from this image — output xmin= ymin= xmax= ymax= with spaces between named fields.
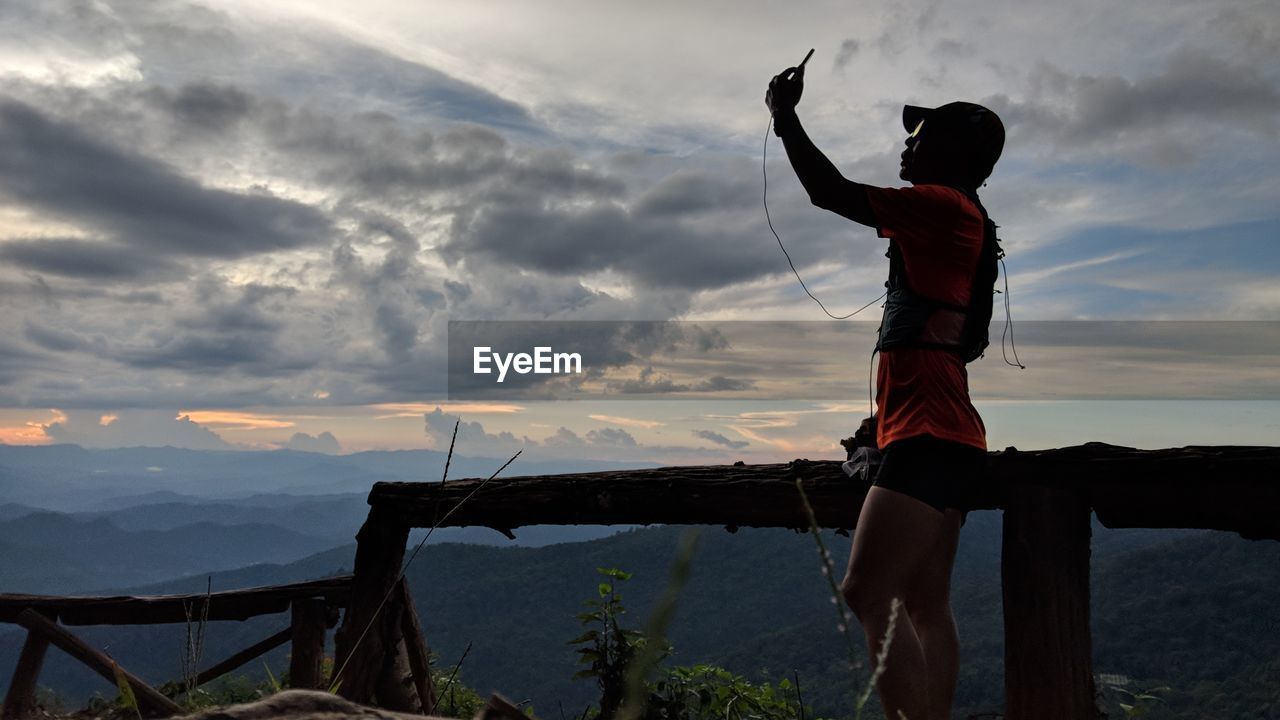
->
xmin=0 ymin=424 xmax=52 ymax=445
xmin=178 ymin=410 xmax=296 ymax=430
xmin=372 ymin=402 xmax=525 ymax=419
xmin=587 ymin=414 xmax=665 ymax=429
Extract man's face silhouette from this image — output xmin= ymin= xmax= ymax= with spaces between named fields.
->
xmin=899 ymin=120 xmax=966 ymax=186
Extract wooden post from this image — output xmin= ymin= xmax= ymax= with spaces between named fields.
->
xmin=375 ymin=632 xmax=425 ymax=713
xmin=14 ymin=609 xmax=182 ymax=718
xmin=331 ymin=507 xmax=410 ymax=705
xmin=1001 ymin=483 xmax=1099 ymax=720
xmin=398 ymin=580 xmax=437 ymax=712
xmin=289 ymin=599 xmax=328 ymax=690
xmin=2 ymin=629 xmax=49 ymax=719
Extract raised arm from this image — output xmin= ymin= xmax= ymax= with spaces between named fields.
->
xmin=766 ymin=68 xmax=876 ymax=228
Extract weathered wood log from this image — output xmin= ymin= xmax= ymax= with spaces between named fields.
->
xmin=15 ymin=609 xmax=182 ymax=717
xmin=0 ymin=576 xmax=353 ymax=626
xmin=371 ymin=460 xmax=868 ymax=532
xmin=397 ymin=581 xmax=436 ymax=713
xmin=475 ymin=693 xmax=528 ymax=720
xmin=1002 ymin=483 xmax=1098 ymax=720
xmin=289 ymin=599 xmax=328 ymax=690
xmin=366 ymin=444 xmax=1280 ymax=539
xmin=331 ymin=508 xmax=410 ymax=705
xmin=2 ymin=629 xmax=49 ymax=719
xmin=167 ymin=627 xmax=293 ymax=693
xmin=374 ymin=633 xmax=423 ymax=713
xmin=177 ymin=689 xmax=454 ymax=720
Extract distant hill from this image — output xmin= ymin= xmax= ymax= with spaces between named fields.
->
xmin=0 ymin=502 xmax=45 ymax=521
xmin=0 ymin=502 xmax=626 ymax=594
xmin=1 ymin=516 xmax=1271 ymax=718
xmin=0 ymin=444 xmax=657 ymax=512
xmin=0 ymin=511 xmax=339 ymax=593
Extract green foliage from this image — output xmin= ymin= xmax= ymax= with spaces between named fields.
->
xmin=262 ymin=661 xmax=283 ymax=694
xmin=109 ymin=659 xmax=142 ymax=720
xmin=33 ymin=686 xmax=66 ymax=714
xmin=570 ymin=567 xmax=803 ymax=720
xmin=429 ymin=664 xmax=486 ymax=718
xmin=158 ymin=668 xmax=284 ymax=712
xmin=571 ymin=567 xmax=656 ymax=720
xmin=648 ymin=664 xmax=802 ymax=720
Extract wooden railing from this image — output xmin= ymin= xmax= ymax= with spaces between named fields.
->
xmin=0 ymin=575 xmax=435 ymax=718
xmin=335 ymin=443 xmax=1280 ymax=720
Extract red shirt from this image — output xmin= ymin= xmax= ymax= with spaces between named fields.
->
xmin=863 ymin=184 xmax=987 ymax=451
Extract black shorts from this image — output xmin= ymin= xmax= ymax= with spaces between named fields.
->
xmin=871 ymin=434 xmax=987 ymax=515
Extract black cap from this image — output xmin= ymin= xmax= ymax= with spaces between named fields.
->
xmin=903 ymin=101 xmax=1005 ymax=178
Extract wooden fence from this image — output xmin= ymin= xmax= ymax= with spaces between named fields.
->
xmin=0 ymin=575 xmax=436 ymax=718
xmin=334 ymin=443 xmax=1280 ymax=720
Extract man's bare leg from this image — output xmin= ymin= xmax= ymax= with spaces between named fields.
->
xmin=906 ymin=508 xmax=964 ymax=720
xmin=841 ymin=486 xmax=952 ymax=720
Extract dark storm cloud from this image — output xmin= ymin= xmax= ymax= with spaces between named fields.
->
xmin=932 ymin=39 xmax=975 ymax=58
xmin=605 ymin=367 xmax=756 ymax=395
xmin=443 ymin=175 xmax=784 ymax=291
xmin=1062 ymin=51 xmax=1278 ymax=138
xmin=833 ymin=39 xmax=861 ymax=70
xmin=120 ymin=81 xmax=621 ymax=208
xmin=0 ymin=238 xmax=187 ymax=280
xmin=140 ymin=82 xmax=256 ymax=133
xmin=111 ymin=282 xmax=315 ymax=376
xmin=22 ymin=322 xmax=101 ymax=354
xmin=274 ymin=115 xmax=625 ymax=202
xmin=632 ymin=170 xmax=757 ymax=216
xmin=0 ymin=339 xmax=51 ymax=386
xmin=375 ymin=303 xmax=419 ymax=360
xmin=325 ymin=42 xmax=537 ymax=134
xmin=0 ymin=98 xmax=332 ymax=259
xmin=992 ymin=49 xmax=1280 ymax=158
xmin=13 ymin=0 xmax=539 ymax=136
xmin=692 ymin=429 xmax=748 ymax=450
xmin=116 ymin=336 xmax=262 ymax=371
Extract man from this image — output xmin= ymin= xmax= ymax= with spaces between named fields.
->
xmin=766 ymin=63 xmax=1004 ymax=720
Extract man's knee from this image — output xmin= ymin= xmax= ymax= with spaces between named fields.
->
xmin=840 ymin=573 xmax=899 ymax=620
xmin=905 ymin=597 xmax=953 ymax=630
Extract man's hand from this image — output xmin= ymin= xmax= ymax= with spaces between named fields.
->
xmin=765 ymin=65 xmax=805 ymax=116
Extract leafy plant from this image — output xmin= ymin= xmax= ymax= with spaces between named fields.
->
xmin=429 ymin=660 xmax=486 ymax=718
xmin=647 ymin=664 xmax=802 ymax=720
xmin=109 ymin=659 xmax=142 ymax=720
xmin=571 ymin=567 xmax=657 ymax=720
xmin=569 ymin=565 xmax=802 ymax=720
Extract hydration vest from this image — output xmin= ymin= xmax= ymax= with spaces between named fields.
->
xmin=875 ymin=189 xmax=1001 ymax=363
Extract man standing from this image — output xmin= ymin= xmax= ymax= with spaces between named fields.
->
xmin=766 ymin=63 xmax=1004 ymax=720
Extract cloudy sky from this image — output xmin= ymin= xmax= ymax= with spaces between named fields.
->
xmin=0 ymin=0 xmax=1277 ymax=462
